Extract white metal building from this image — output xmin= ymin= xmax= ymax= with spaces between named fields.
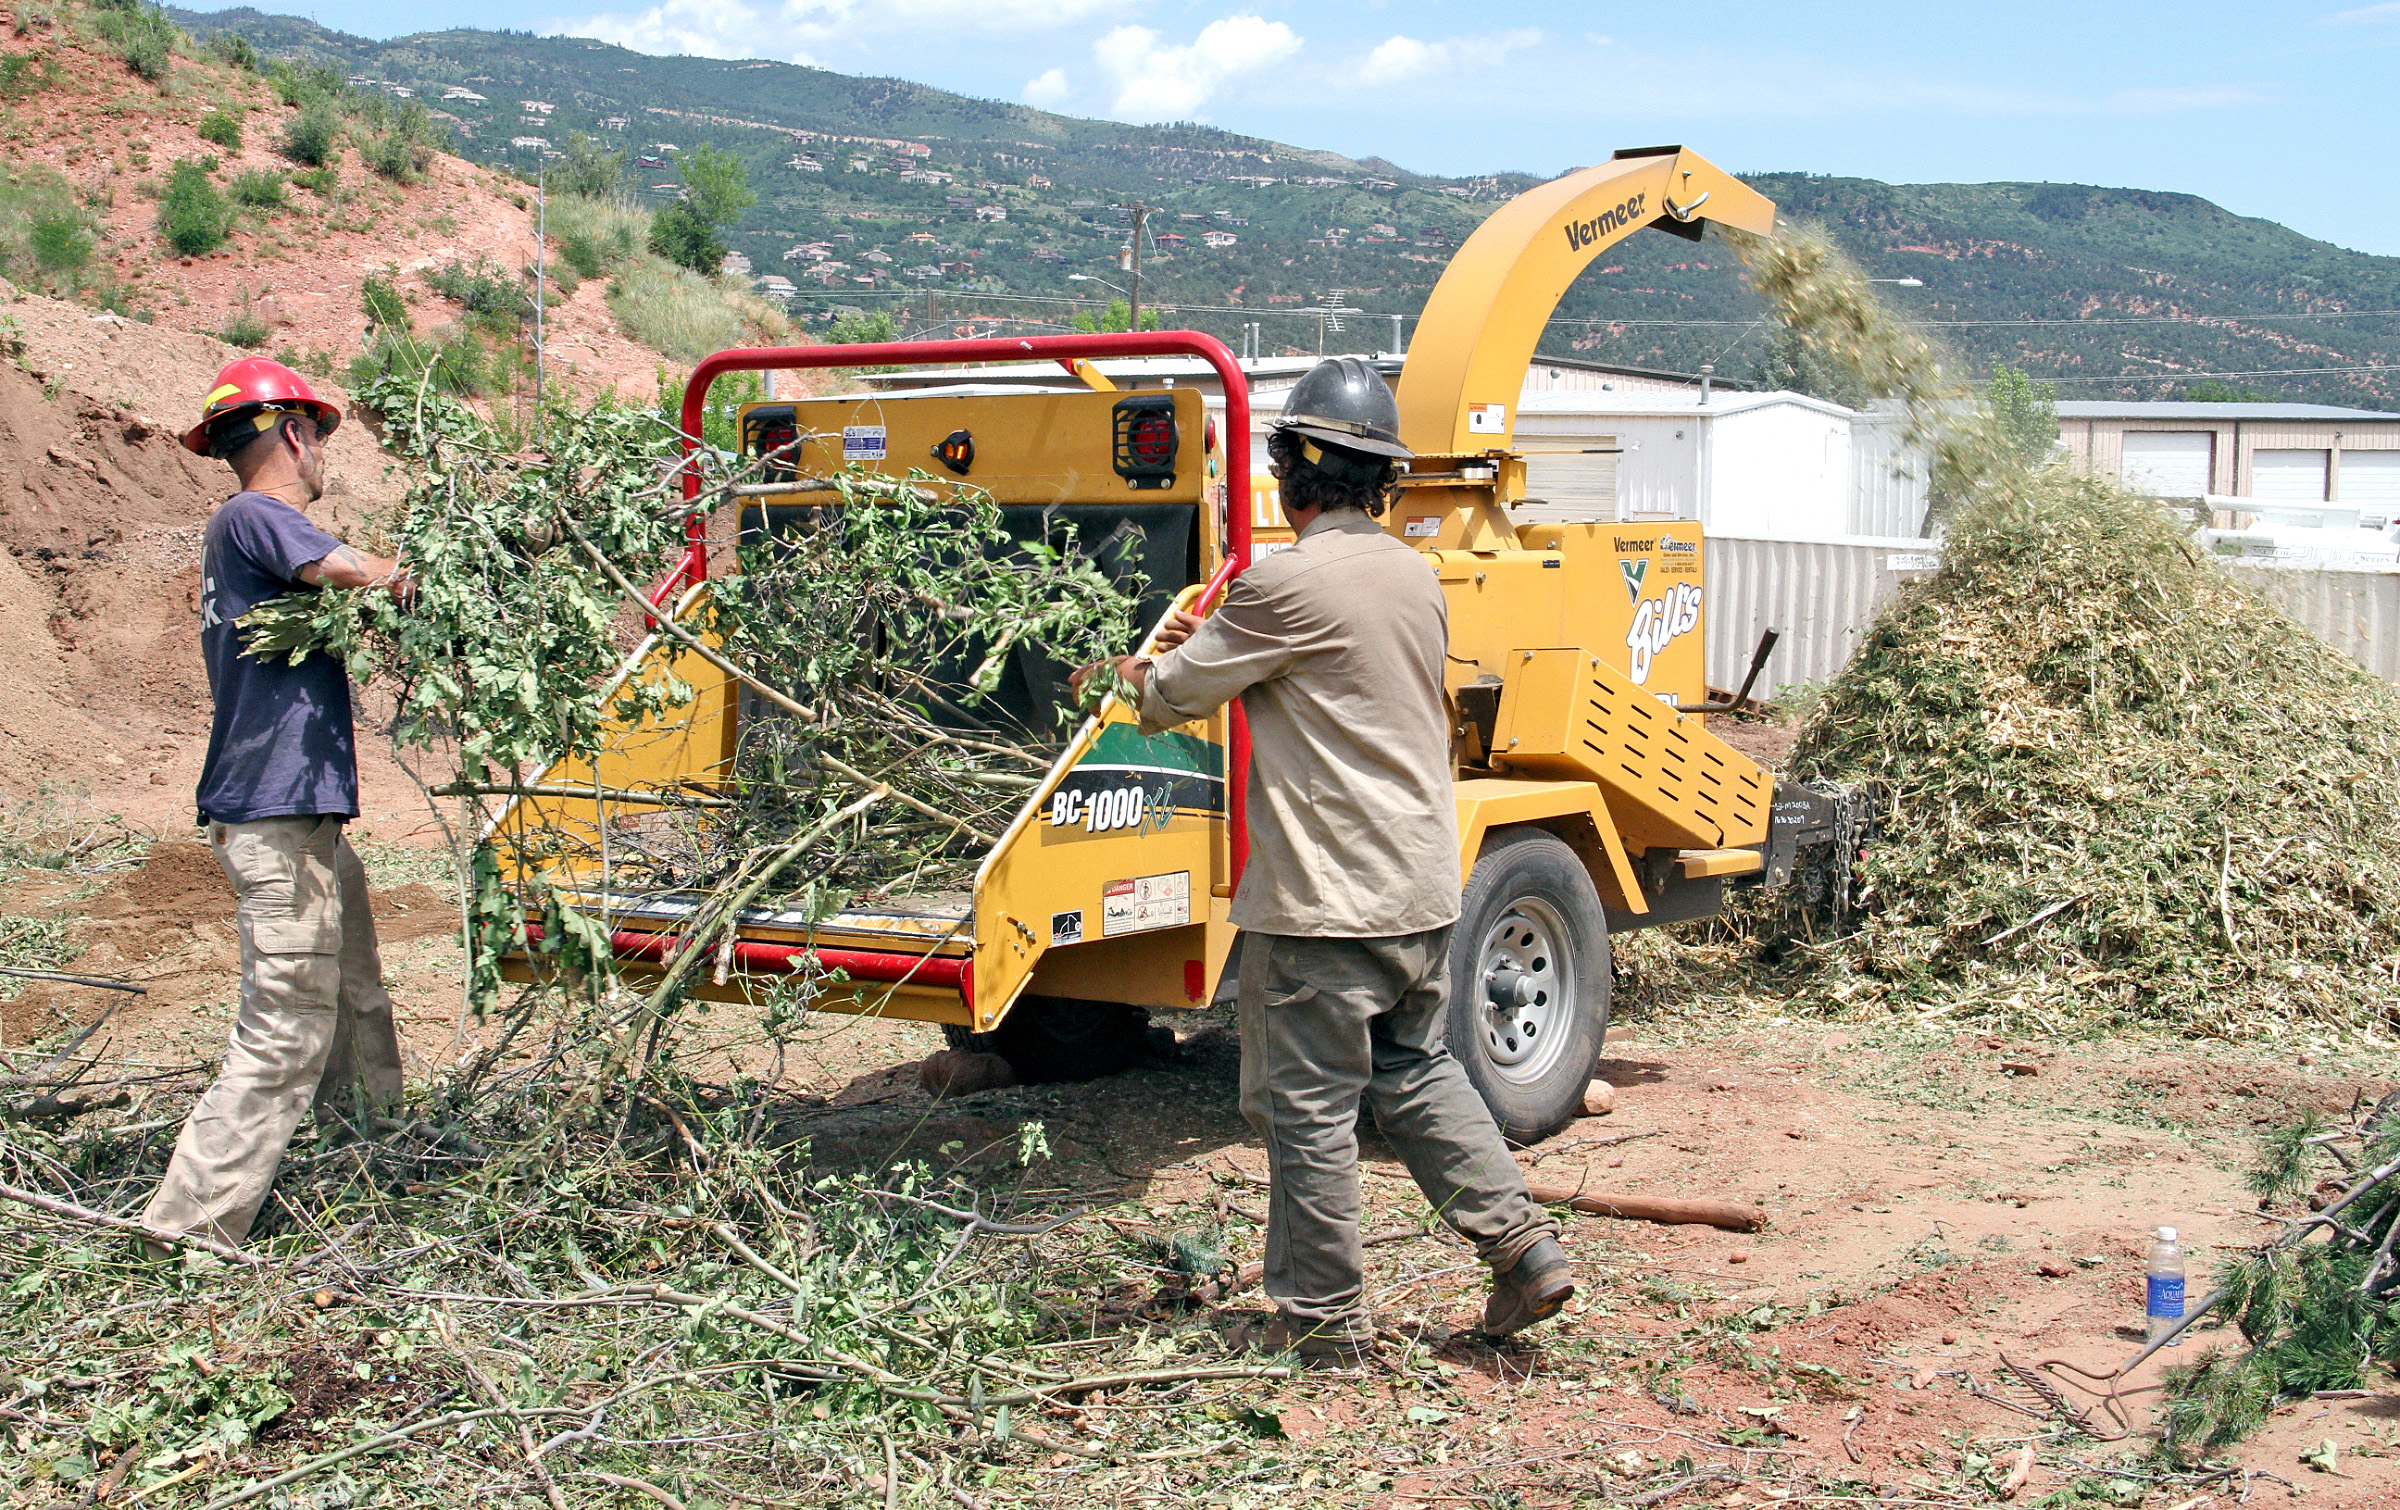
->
xmin=1506 ymin=389 xmax=1897 ymax=538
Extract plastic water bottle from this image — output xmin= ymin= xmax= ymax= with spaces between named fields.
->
xmin=2147 ymin=1226 xmax=2186 ymax=1346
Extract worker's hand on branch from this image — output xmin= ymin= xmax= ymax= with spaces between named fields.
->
xmin=1068 ymin=655 xmax=1149 ymax=706
xmin=1151 ymin=608 xmax=1203 ymax=653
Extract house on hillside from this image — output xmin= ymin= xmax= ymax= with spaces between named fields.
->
xmin=442 ymin=87 xmax=486 ymax=102
xmin=520 ymin=101 xmax=553 ymax=115
xmin=1201 ymin=231 xmax=1236 ymax=249
xmin=1025 ymin=174 xmax=1051 ymax=188
xmin=721 ymin=252 xmax=752 ymax=277
xmin=974 ymin=205 xmax=1007 ymax=222
xmin=788 ymin=155 xmax=822 ymax=172
xmin=510 ymin=137 xmax=550 ymax=152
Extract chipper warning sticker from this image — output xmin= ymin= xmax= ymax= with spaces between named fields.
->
xmin=1102 ymin=871 xmax=1189 ymax=937
xmin=842 ymin=425 xmax=887 ymax=462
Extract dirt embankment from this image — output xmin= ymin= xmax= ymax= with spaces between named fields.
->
xmin=0 ymin=281 xmax=453 ymax=834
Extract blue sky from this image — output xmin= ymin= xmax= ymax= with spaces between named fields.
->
xmin=272 ymin=1 xmax=2400 ymax=256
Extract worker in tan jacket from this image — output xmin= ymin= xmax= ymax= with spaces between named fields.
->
xmin=1080 ymin=357 xmax=1573 ymax=1357
xmin=141 ymin=358 xmax=411 ymax=1254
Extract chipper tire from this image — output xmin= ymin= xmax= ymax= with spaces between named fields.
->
xmin=942 ymin=996 xmax=1152 ymax=1083
xmin=1446 ymin=827 xmax=1611 ymax=1144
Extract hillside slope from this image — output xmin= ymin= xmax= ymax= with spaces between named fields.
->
xmin=0 ymin=8 xmax=760 ymax=406
xmin=164 ymin=9 xmax=2400 ymax=408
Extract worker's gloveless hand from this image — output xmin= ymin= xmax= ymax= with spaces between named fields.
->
xmin=1152 ymin=609 xmax=1203 ymax=653
xmin=1068 ymin=655 xmax=1148 ymax=705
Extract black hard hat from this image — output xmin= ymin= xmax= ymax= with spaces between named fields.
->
xmin=1277 ymin=356 xmax=1411 ymax=460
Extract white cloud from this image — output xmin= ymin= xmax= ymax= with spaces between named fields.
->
xmin=1023 ymin=67 xmax=1070 ymax=107
xmin=554 ymin=0 xmax=1115 ymax=65
xmin=2321 ymin=0 xmax=2400 ymax=20
xmin=564 ymin=0 xmax=765 ymax=60
xmin=1355 ymin=28 xmax=1541 ymax=87
xmin=1092 ymin=13 xmax=1301 ymax=121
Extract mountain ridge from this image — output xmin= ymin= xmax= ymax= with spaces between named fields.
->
xmin=164 ymin=7 xmax=2400 ymax=407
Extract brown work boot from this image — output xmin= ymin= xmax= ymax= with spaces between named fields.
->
xmin=1482 ymin=1237 xmax=1575 ymax=1338
xmin=1262 ymin=1314 xmax=1381 ymax=1365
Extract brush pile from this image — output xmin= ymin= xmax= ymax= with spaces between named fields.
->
xmin=1719 ymin=229 xmax=2400 ymax=1034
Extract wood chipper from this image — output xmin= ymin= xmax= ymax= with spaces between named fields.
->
xmin=493 ymin=145 xmax=1867 ymax=1140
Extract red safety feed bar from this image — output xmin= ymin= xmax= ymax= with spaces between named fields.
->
xmin=524 ymin=924 xmax=974 ymax=1009
xmin=660 ymin=331 xmax=1256 ymax=886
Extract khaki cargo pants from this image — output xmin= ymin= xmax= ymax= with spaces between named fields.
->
xmin=142 ymin=816 xmax=404 ymax=1248
xmin=1238 ymin=928 xmax=1560 ymax=1339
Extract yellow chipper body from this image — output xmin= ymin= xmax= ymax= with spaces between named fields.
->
xmin=494 ymin=146 xmax=1863 ymax=1137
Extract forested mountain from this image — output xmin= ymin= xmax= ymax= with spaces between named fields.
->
xmin=170 ymin=8 xmax=2400 ymax=407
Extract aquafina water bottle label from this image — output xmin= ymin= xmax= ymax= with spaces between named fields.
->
xmin=2147 ymin=1272 xmax=2185 ymax=1319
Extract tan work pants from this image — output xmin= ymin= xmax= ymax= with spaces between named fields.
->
xmin=141 ymin=816 xmax=404 ymax=1248
xmin=1237 ymin=928 xmax=1560 ymax=1338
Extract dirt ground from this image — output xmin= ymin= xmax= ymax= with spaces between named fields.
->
xmin=8 ymin=834 xmax=2394 ymax=1506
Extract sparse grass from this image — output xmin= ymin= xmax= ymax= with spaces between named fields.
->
xmin=0 ymin=788 xmax=142 ymax=875
xmin=349 ymin=321 xmax=493 ymax=397
xmin=0 ymin=49 xmax=60 ymax=99
xmin=607 ymin=253 xmax=788 ymax=361
xmin=545 ymin=189 xmax=647 ymax=279
xmin=218 ymin=291 xmax=268 ymax=348
xmin=0 ymin=166 xmax=94 ymax=290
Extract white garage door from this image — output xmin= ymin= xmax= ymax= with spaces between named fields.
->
xmin=2120 ymin=431 xmax=2213 ymax=497
xmin=1517 ymin=437 xmax=1619 ymax=522
xmin=2340 ymin=451 xmax=2400 ymax=508
xmin=2253 ymin=448 xmax=2331 ymax=502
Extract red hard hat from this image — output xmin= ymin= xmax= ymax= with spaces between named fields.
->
xmin=179 ymin=356 xmax=342 ymax=457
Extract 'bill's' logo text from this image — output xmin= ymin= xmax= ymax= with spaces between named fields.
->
xmin=1562 ymin=193 xmax=1648 ymax=252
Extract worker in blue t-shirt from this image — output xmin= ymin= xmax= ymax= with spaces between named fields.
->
xmin=141 ymin=358 xmax=414 ymax=1253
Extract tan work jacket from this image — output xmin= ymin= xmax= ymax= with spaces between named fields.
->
xmin=1139 ymin=509 xmax=1461 ymax=938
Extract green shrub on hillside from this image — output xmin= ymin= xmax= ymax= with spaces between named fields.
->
xmin=0 ymin=167 xmax=88 ymax=289
xmin=554 ymin=132 xmax=625 ymax=200
xmin=361 ymin=99 xmax=437 ymax=184
xmin=99 ymin=2 xmax=178 ymax=84
xmin=203 ymin=31 xmax=256 ymax=70
xmin=645 ymin=142 xmax=753 ymax=275
xmin=263 ymin=58 xmax=343 ymax=108
xmin=158 ymin=159 xmax=232 ymax=256
xmin=230 ymin=168 xmax=285 ymax=208
xmin=349 ymin=325 xmax=491 ymax=397
xmin=360 ymin=271 xmax=408 ymax=331
xmin=426 ymin=256 xmax=528 ymax=334
xmin=29 ymin=212 xmax=90 ymax=274
xmin=289 ymin=164 xmax=338 ymax=196
xmin=197 ymin=106 xmax=243 ymax=151
xmin=279 ymin=99 xmax=341 ymax=167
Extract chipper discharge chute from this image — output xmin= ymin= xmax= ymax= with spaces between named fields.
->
xmin=494 ymin=145 xmax=1869 ymax=1140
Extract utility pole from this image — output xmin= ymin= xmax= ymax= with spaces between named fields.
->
xmin=1120 ymin=202 xmax=1149 ymax=331
xmin=533 ymin=157 xmax=546 ymax=436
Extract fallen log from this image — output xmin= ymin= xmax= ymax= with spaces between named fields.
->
xmin=1526 ymin=1185 xmax=1764 ymax=1233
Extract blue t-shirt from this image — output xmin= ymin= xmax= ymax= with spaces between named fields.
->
xmin=195 ymin=491 xmax=359 ymax=825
